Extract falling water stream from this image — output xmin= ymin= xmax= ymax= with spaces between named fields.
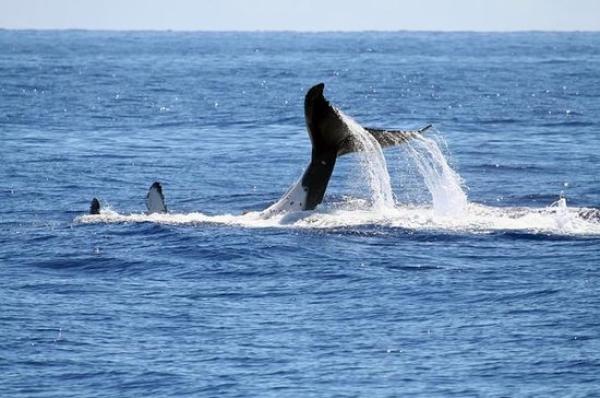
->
xmin=403 ymin=135 xmax=468 ymax=217
xmin=340 ymin=111 xmax=467 ymax=217
xmin=338 ymin=110 xmax=396 ymax=210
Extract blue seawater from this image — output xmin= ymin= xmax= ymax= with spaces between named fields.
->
xmin=1 ymin=31 xmax=600 ymax=397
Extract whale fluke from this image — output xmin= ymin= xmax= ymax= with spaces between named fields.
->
xmin=363 ymin=124 xmax=432 ymax=151
xmin=90 ymin=198 xmax=101 ymax=215
xmin=262 ymin=83 xmax=430 ymax=216
xmin=146 ymin=182 xmax=167 ymax=214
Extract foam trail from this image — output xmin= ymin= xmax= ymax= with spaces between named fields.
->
xmin=75 ymin=201 xmax=600 ymax=235
xmin=74 ymin=127 xmax=600 ymax=236
xmin=404 ymin=135 xmax=468 ymax=217
xmin=338 ymin=110 xmax=395 ymax=210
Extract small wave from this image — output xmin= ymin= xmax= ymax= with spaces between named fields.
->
xmin=29 ymin=256 xmax=147 ymax=272
xmin=540 ymin=121 xmax=591 ymax=128
xmin=474 ymin=163 xmax=549 ymax=172
xmin=478 ymin=118 xmax=521 ymax=125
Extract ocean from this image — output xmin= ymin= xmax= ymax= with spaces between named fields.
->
xmin=1 ymin=31 xmax=599 ymax=397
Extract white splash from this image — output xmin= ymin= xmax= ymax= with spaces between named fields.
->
xmin=403 ymin=135 xmax=468 ymax=218
xmin=337 ymin=110 xmax=395 ymax=210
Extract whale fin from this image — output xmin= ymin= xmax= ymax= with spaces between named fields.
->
xmin=146 ymin=182 xmax=167 ymax=214
xmin=90 ymin=198 xmax=101 ymax=214
xmin=262 ymin=83 xmax=428 ymax=216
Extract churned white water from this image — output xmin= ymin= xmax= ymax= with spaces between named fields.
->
xmin=76 ymin=130 xmax=600 ymax=236
xmin=76 ymin=200 xmax=600 ymax=235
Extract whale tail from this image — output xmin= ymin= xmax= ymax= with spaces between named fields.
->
xmin=262 ymin=83 xmax=429 ymax=216
xmin=146 ymin=182 xmax=167 ymax=214
xmin=362 ymin=124 xmax=432 ymax=152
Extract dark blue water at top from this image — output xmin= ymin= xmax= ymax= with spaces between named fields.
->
xmin=1 ymin=31 xmax=599 ymax=397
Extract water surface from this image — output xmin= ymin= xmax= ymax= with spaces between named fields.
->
xmin=1 ymin=31 xmax=600 ymax=397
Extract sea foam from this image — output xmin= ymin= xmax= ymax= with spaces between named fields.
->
xmin=75 ymin=127 xmax=600 ymax=236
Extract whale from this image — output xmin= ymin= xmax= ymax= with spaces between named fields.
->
xmin=87 ymin=83 xmax=429 ymax=217
xmin=84 ymin=83 xmax=600 ymax=224
xmin=260 ymin=83 xmax=430 ymax=217
xmin=89 ymin=182 xmax=167 ymax=215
